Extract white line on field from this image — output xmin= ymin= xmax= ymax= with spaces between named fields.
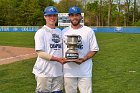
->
xmin=129 ymin=71 xmax=136 ymax=73
xmin=0 ymin=53 xmax=36 ymax=61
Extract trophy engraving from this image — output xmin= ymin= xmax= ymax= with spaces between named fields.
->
xmin=64 ymin=35 xmax=81 ymax=59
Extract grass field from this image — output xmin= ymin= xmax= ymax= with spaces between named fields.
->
xmin=0 ymin=32 xmax=35 ymax=48
xmin=0 ymin=32 xmax=140 ymax=93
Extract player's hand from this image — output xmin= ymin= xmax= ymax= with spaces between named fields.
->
xmin=57 ymin=58 xmax=67 ymax=64
xmin=62 ymin=58 xmax=85 ymax=65
xmin=63 ymin=59 xmax=78 ymax=64
xmin=73 ymin=58 xmax=85 ymax=65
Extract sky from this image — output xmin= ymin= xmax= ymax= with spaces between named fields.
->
xmin=53 ymin=0 xmax=60 ymax=3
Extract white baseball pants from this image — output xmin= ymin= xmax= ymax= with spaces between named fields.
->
xmin=64 ymin=77 xmax=92 ymax=93
xmin=35 ymin=76 xmax=63 ymax=93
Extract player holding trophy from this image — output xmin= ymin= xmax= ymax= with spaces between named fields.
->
xmin=62 ymin=6 xmax=99 ymax=93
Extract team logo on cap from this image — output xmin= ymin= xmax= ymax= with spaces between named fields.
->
xmin=49 ymin=7 xmax=56 ymax=12
xmin=72 ymin=7 xmax=77 ymax=11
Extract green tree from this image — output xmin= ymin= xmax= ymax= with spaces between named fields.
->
xmin=0 ymin=0 xmax=17 ymax=25
xmin=85 ymin=1 xmax=99 ymax=26
xmin=84 ymin=1 xmax=109 ymax=26
xmin=108 ymin=0 xmax=113 ymax=26
xmin=0 ymin=0 xmax=55 ymax=26
xmin=56 ymin=0 xmax=82 ymax=13
xmin=133 ymin=0 xmax=136 ymax=23
xmin=0 ymin=0 xmax=140 ymax=26
xmin=38 ymin=0 xmax=54 ymax=11
xmin=16 ymin=0 xmax=55 ymax=26
xmin=111 ymin=3 xmax=124 ymax=26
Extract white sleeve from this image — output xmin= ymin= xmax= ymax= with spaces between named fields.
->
xmin=34 ymin=30 xmax=45 ymax=51
xmin=89 ymin=30 xmax=99 ymax=51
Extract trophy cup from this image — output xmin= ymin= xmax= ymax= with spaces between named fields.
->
xmin=64 ymin=35 xmax=81 ymax=60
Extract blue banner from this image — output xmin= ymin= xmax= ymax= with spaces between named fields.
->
xmin=0 ymin=26 xmax=39 ymax=32
xmin=93 ymin=27 xmax=140 ymax=33
xmin=0 ymin=26 xmax=140 ymax=33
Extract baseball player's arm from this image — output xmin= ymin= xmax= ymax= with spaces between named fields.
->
xmin=37 ymin=51 xmax=52 ymax=60
xmin=37 ymin=51 xmax=65 ymax=64
xmin=82 ymin=51 xmax=98 ymax=62
xmin=74 ymin=51 xmax=98 ymax=64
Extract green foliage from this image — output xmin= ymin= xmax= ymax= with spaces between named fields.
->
xmin=17 ymin=0 xmax=44 ymax=25
xmin=0 ymin=0 xmax=55 ymax=26
xmin=84 ymin=1 xmax=109 ymax=26
xmin=85 ymin=1 xmax=98 ymax=11
xmin=56 ymin=0 xmax=82 ymax=13
xmin=0 ymin=0 xmax=140 ymax=26
xmin=0 ymin=0 xmax=17 ymax=25
xmin=132 ymin=20 xmax=140 ymax=26
xmin=38 ymin=0 xmax=54 ymax=10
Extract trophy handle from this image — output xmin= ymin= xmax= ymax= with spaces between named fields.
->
xmin=63 ymin=36 xmax=67 ymax=44
xmin=78 ymin=35 xmax=82 ymax=45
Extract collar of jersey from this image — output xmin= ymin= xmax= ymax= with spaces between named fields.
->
xmin=69 ymin=25 xmax=83 ymax=30
xmin=44 ymin=25 xmax=56 ymax=31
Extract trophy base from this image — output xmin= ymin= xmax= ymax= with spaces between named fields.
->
xmin=65 ymin=53 xmax=78 ymax=59
xmin=64 ymin=53 xmax=79 ymax=64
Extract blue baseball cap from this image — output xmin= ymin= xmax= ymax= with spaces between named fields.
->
xmin=68 ymin=6 xmax=81 ymax=15
xmin=44 ymin=6 xmax=58 ymax=16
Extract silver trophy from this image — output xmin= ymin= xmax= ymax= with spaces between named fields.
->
xmin=64 ymin=35 xmax=81 ymax=59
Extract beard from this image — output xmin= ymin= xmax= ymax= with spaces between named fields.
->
xmin=70 ymin=19 xmax=81 ymax=26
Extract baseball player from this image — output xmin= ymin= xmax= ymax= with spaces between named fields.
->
xmin=62 ymin=6 xmax=99 ymax=93
xmin=32 ymin=6 xmax=64 ymax=93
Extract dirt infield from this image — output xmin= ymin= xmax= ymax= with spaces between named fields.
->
xmin=0 ymin=46 xmax=37 ymax=65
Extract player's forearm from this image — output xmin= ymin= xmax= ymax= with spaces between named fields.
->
xmin=37 ymin=51 xmax=52 ymax=61
xmin=50 ymin=56 xmax=60 ymax=61
xmin=82 ymin=51 xmax=98 ymax=61
xmin=37 ymin=51 xmax=61 ymax=62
